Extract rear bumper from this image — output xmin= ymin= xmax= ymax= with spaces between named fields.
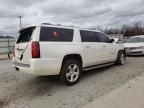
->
xmin=12 ymin=58 xmax=62 ymax=76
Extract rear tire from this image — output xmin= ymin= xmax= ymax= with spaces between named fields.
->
xmin=60 ymin=59 xmax=82 ymax=86
xmin=115 ymin=51 xmax=126 ymax=65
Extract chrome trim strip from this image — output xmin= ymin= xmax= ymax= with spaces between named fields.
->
xmin=83 ymin=63 xmax=114 ymax=71
xmin=13 ymin=62 xmax=30 ymax=68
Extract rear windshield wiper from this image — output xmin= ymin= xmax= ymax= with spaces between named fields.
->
xmin=20 ymin=39 xmax=32 ymax=61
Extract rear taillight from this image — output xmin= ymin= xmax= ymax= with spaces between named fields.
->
xmin=31 ymin=41 xmax=40 ymax=58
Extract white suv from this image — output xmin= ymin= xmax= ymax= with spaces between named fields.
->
xmin=12 ymin=23 xmax=126 ymax=85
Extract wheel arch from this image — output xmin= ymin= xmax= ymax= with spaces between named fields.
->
xmin=62 ymin=54 xmax=83 ymax=67
xmin=118 ymin=49 xmax=126 ymax=55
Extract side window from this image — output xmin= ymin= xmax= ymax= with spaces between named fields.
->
xmin=80 ymin=30 xmax=99 ymax=42
xmin=96 ymin=32 xmax=111 ymax=43
xmin=40 ymin=27 xmax=73 ymax=42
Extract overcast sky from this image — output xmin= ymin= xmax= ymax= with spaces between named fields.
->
xmin=0 ymin=0 xmax=144 ymax=36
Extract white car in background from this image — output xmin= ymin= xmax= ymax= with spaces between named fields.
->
xmin=124 ymin=35 xmax=144 ymax=55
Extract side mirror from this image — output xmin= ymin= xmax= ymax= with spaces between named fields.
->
xmin=110 ymin=39 xmax=115 ymax=43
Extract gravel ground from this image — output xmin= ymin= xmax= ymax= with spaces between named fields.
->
xmin=0 ymin=57 xmax=144 ymax=108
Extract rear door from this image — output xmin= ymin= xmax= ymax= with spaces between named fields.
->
xmin=14 ymin=26 xmax=36 ymax=64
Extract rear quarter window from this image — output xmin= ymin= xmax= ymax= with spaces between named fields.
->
xmin=40 ymin=27 xmax=74 ymax=42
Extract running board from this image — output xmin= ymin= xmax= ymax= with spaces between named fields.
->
xmin=83 ymin=62 xmax=114 ymax=71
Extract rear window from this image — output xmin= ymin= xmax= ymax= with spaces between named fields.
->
xmin=40 ymin=27 xmax=73 ymax=42
xmin=125 ymin=37 xmax=144 ymax=43
xmin=16 ymin=27 xmax=35 ymax=43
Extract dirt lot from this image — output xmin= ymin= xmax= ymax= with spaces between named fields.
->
xmin=0 ymin=57 xmax=144 ymax=108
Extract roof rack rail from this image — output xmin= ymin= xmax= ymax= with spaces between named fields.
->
xmin=42 ymin=23 xmax=76 ymax=28
xmin=42 ymin=23 xmax=53 ymax=25
xmin=42 ymin=23 xmax=99 ymax=31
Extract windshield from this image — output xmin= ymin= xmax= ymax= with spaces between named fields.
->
xmin=125 ymin=37 xmax=144 ymax=43
xmin=16 ymin=26 xmax=35 ymax=43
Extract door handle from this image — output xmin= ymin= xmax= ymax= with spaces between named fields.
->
xmin=85 ymin=46 xmax=90 ymax=48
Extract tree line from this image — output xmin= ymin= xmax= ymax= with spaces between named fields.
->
xmin=89 ymin=21 xmax=144 ymax=37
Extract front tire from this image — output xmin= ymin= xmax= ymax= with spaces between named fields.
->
xmin=115 ymin=51 xmax=126 ymax=65
xmin=60 ymin=59 xmax=82 ymax=86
